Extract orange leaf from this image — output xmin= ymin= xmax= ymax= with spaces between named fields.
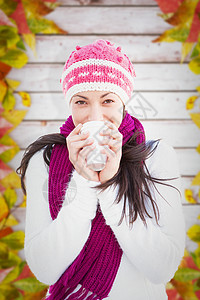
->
xmin=0 ymin=226 xmax=13 ymax=239
xmin=0 ymin=62 xmax=11 ymax=80
xmin=186 ymin=95 xmax=198 ymax=109
xmin=10 ymin=0 xmax=31 ymax=34
xmin=0 ymin=80 xmax=7 ymax=103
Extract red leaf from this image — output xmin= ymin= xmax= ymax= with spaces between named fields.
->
xmin=154 ymin=0 xmax=184 ymax=14
xmin=186 ymin=1 xmax=200 ymax=42
xmin=0 ymin=226 xmax=13 ymax=239
xmin=10 ymin=0 xmax=31 ymax=34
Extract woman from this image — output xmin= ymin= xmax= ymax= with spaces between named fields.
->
xmin=17 ymin=39 xmax=186 ymax=300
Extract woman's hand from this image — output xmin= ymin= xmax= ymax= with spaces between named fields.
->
xmin=98 ymin=121 xmax=123 ymax=184
xmin=66 ymin=124 xmax=100 ymax=182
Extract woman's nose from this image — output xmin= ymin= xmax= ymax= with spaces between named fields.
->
xmin=88 ymin=106 xmax=104 ymax=121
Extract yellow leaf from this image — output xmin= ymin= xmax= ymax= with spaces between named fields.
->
xmin=189 ymin=57 xmax=200 ymax=75
xmin=22 ymin=33 xmax=37 ymax=58
xmin=0 ymin=49 xmax=28 ymax=69
xmin=187 ymin=224 xmax=200 ymax=242
xmin=5 ymin=79 xmax=20 ymax=90
xmin=4 ymin=214 xmax=19 ymax=227
xmin=0 ymin=80 xmax=7 ymax=103
xmin=196 ymin=86 xmax=200 ymax=93
xmin=196 ymin=144 xmax=200 ymax=154
xmin=0 ymin=171 xmax=21 ymax=190
xmin=2 ymin=90 xmax=16 ymax=111
xmin=4 ymin=188 xmax=17 ymax=210
xmin=181 ymin=42 xmax=194 ymax=63
xmin=192 ymin=172 xmax=200 ymax=186
xmin=152 ymin=28 xmax=175 ymax=43
xmin=185 ymin=189 xmax=197 ymax=203
xmin=190 ymin=113 xmax=200 ymax=128
xmin=0 ymin=193 xmax=9 ymax=222
xmin=19 ymin=195 xmax=26 ymax=207
xmin=0 ymin=134 xmax=20 ymax=163
xmin=186 ymin=95 xmax=198 ymax=110
xmin=2 ymin=109 xmax=27 ymax=132
xmin=18 ymin=91 xmax=31 ymax=107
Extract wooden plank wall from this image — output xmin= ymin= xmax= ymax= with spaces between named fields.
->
xmin=9 ymin=0 xmax=200 ymax=258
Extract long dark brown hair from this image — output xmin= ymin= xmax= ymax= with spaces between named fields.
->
xmin=16 ymin=114 xmax=179 ymax=229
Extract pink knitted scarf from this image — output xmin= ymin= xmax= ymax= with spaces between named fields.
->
xmin=46 ymin=112 xmax=145 ymax=300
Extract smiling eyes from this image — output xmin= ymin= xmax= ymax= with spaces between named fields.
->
xmin=74 ymin=99 xmax=114 ymax=105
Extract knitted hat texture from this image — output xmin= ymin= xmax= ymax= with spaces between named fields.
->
xmin=60 ymin=39 xmax=136 ymax=107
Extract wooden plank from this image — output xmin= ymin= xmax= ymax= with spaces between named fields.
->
xmin=11 ymin=148 xmax=200 ymax=180
xmin=27 ymin=36 xmax=183 ymax=63
xmin=46 ymin=7 xmax=171 ymax=34
xmin=59 ymin=0 xmax=157 ymax=5
xmin=11 ymin=205 xmax=200 ymax=262
xmin=9 ymin=64 xmax=200 ymax=92
xmin=15 ymin=92 xmax=198 ymax=121
xmin=10 ymin=120 xmax=199 ymax=148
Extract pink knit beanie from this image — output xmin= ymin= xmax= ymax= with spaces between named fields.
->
xmin=60 ymin=39 xmax=136 ymax=108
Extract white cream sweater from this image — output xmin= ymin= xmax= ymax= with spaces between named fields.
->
xmin=24 ymin=140 xmax=186 ymax=300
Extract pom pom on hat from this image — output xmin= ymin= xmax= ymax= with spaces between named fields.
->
xmin=60 ymin=39 xmax=136 ymax=108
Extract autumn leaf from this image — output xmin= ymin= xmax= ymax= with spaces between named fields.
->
xmin=0 ymin=170 xmax=21 ymax=190
xmin=192 ymin=172 xmax=200 ymax=185
xmin=27 ymin=17 xmax=67 ymax=34
xmin=0 ymin=62 xmax=11 ymax=80
xmin=0 ymin=80 xmax=7 ymax=102
xmin=0 ymin=230 xmax=24 ymax=250
xmin=190 ymin=112 xmax=200 ymax=128
xmin=0 ymin=49 xmax=28 ymax=69
xmin=186 ymin=95 xmax=198 ymax=109
xmin=2 ymin=109 xmax=27 ymax=133
xmin=4 ymin=188 xmax=17 ymax=210
xmin=196 ymin=144 xmax=200 ymax=154
xmin=0 ymin=116 xmax=13 ymax=139
xmin=10 ymin=0 xmax=31 ymax=34
xmin=0 ymin=214 xmax=19 ymax=228
xmin=181 ymin=42 xmax=194 ymax=63
xmin=0 ymin=0 xmax=18 ymax=17
xmin=185 ymin=189 xmax=197 ymax=203
xmin=0 ymin=25 xmax=19 ymax=48
xmin=18 ymin=91 xmax=31 ymax=107
xmin=12 ymin=277 xmax=48 ymax=293
xmin=0 ymin=160 xmax=13 ymax=181
xmin=187 ymin=224 xmax=200 ymax=243
xmin=22 ymin=33 xmax=36 ymax=57
xmin=0 ymin=134 xmax=20 ymax=163
xmin=5 ymin=78 xmax=20 ymax=90
xmin=0 ymin=9 xmax=16 ymax=27
xmin=154 ymin=0 xmax=184 ymax=14
xmin=187 ymin=1 xmax=200 ymax=43
xmin=0 ymin=193 xmax=9 ymax=222
xmin=189 ymin=57 xmax=200 ymax=74
xmin=196 ymin=85 xmax=200 ymax=93
xmin=2 ymin=89 xmax=16 ymax=111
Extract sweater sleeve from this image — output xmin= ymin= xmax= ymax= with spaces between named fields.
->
xmin=24 ymin=148 xmax=100 ymax=285
xmin=96 ymin=140 xmax=186 ymax=285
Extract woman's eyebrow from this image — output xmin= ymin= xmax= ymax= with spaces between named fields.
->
xmin=72 ymin=93 xmax=113 ymax=100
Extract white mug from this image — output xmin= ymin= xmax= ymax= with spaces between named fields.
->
xmin=80 ymin=121 xmax=109 ymax=171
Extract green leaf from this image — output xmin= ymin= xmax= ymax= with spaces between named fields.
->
xmin=3 ymin=188 xmax=17 ymax=210
xmin=0 ymin=230 xmax=24 ymax=250
xmin=0 ymin=283 xmax=20 ymax=300
xmin=0 ymin=0 xmax=18 ymax=16
xmin=0 ymin=49 xmax=28 ymax=69
xmin=12 ymin=277 xmax=48 ymax=293
xmin=0 ymin=134 xmax=20 ymax=163
xmin=16 ymin=37 xmax=26 ymax=50
xmin=27 ymin=17 xmax=66 ymax=34
xmin=191 ymin=43 xmax=200 ymax=59
xmin=169 ymin=27 xmax=190 ymax=42
xmin=193 ymin=278 xmax=200 ymax=291
xmin=0 ymin=26 xmax=19 ymax=48
xmin=174 ymin=267 xmax=200 ymax=282
xmin=0 ymin=242 xmax=9 ymax=260
xmin=0 ymin=249 xmax=21 ymax=269
xmin=2 ymin=89 xmax=16 ymax=110
xmin=2 ymin=264 xmax=21 ymax=283
xmin=0 ymin=40 xmax=7 ymax=56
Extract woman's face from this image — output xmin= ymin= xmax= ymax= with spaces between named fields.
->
xmin=70 ymin=90 xmax=124 ymax=128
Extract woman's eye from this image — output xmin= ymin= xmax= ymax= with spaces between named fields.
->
xmin=104 ymin=99 xmax=114 ymax=103
xmin=75 ymin=100 xmax=86 ymax=104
